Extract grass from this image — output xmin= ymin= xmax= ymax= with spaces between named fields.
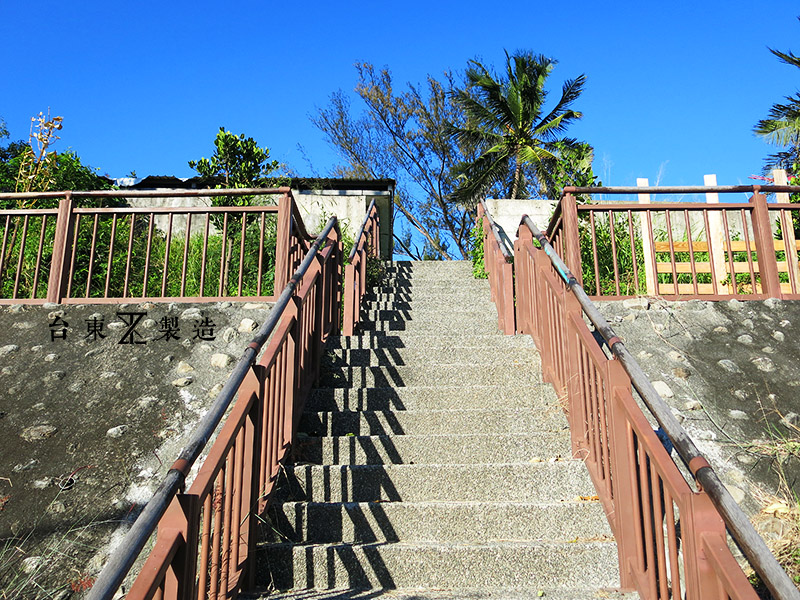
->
xmin=1 ymin=213 xmax=280 ymax=300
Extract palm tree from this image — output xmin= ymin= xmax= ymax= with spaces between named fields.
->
xmin=754 ymin=39 xmax=800 ymax=170
xmin=449 ymin=51 xmax=586 ymax=203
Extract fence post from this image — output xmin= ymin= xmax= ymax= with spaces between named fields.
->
xmin=561 ymin=192 xmax=583 ymax=286
xmin=46 ymin=192 xmax=75 ymax=303
xmin=274 ymin=193 xmax=292 ymax=294
xmin=773 ymin=168 xmax=799 ymax=293
xmin=704 ymin=174 xmax=729 ymax=295
xmin=514 ymin=224 xmax=532 ymax=335
xmin=637 ymin=179 xmax=657 ymax=295
xmin=750 ymin=187 xmax=782 ymax=298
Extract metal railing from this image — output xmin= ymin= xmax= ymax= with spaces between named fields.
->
xmin=87 ymin=216 xmax=343 ymax=600
xmin=342 ymin=198 xmax=379 ymax=336
xmin=477 ymin=200 xmax=515 ymax=334
xmin=0 ymin=188 xmax=311 ymax=304
xmin=508 ymin=209 xmax=800 ymax=600
xmin=549 ymin=184 xmax=800 ymax=300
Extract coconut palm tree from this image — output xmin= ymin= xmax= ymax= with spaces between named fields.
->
xmin=755 ymin=42 xmax=800 ymax=170
xmin=449 ymin=51 xmax=586 ymax=203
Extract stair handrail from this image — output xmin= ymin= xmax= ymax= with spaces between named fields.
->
xmin=477 ymin=201 xmax=515 ymax=334
xmin=343 ymin=198 xmax=379 ymax=335
xmin=520 ymin=213 xmax=800 ymax=600
xmin=87 ymin=216 xmax=342 ymax=600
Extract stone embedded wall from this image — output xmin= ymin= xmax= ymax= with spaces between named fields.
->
xmin=0 ymin=301 xmax=274 ymax=595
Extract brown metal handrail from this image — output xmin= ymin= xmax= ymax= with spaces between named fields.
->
xmin=343 ymin=198 xmax=379 ymax=335
xmin=87 ymin=216 xmax=342 ymax=600
xmin=516 ymin=213 xmax=800 ymax=600
xmin=546 ymin=184 xmax=800 ymax=300
xmin=0 ymin=188 xmax=309 ymax=304
xmin=477 ymin=201 xmax=515 ymax=334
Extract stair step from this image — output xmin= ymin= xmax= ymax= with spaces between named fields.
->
xmin=294 ymin=433 xmax=571 ymax=465
xmin=364 ymin=299 xmax=496 ymax=311
xmin=306 ymin=384 xmax=560 ymax=412
xmin=263 ymin=500 xmax=612 ymax=544
xmin=323 ymin=346 xmax=540 ymax=367
xmin=276 ymin=462 xmax=594 ymax=503
xmin=255 ymin=540 xmax=621 ymax=591
xmin=326 ymin=333 xmax=537 ymax=350
xmin=317 ymin=364 xmax=541 ymax=388
xmin=298 ymin=409 xmax=565 ymax=437
xmin=357 ymin=319 xmax=500 ymax=334
xmin=250 ymin=589 xmax=638 ymax=600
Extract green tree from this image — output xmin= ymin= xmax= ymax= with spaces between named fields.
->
xmin=312 ymin=63 xmax=476 ymax=260
xmin=449 ymin=51 xmax=586 ymax=203
xmin=188 ymin=127 xmax=283 ymax=199
xmin=754 ymin=19 xmax=800 ymax=171
xmin=188 ymin=128 xmax=286 ymax=293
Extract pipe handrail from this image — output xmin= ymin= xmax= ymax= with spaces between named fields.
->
xmin=563 ymin=184 xmax=800 ymax=194
xmin=520 ymin=213 xmax=800 ymax=600
xmin=478 ymin=199 xmax=512 ymax=260
xmin=0 ymin=187 xmax=292 ymax=200
xmin=87 ymin=216 xmax=340 ymax=600
xmin=348 ymin=198 xmax=378 ymax=263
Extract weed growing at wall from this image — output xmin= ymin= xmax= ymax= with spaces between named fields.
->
xmin=469 ymin=221 xmax=487 ymax=279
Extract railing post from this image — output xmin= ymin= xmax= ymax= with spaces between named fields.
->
xmin=704 ymin=174 xmax=729 ymax=295
xmin=773 ymin=168 xmax=800 ymax=292
xmin=46 ymin=192 xmax=75 ymax=303
xmin=606 ymin=364 xmax=637 ymax=592
xmin=750 ymin=187 xmax=782 ymax=297
xmin=637 ymin=179 xmax=657 ymax=295
xmin=562 ymin=192 xmax=583 ymax=286
xmin=514 ymin=223 xmax=532 ymax=335
xmin=274 ymin=193 xmax=292 ymax=294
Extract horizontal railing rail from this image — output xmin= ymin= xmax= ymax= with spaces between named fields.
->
xmin=548 ymin=183 xmax=800 ymax=300
xmin=87 ymin=215 xmax=342 ymax=600
xmin=343 ymin=198 xmax=379 ymax=336
xmin=514 ymin=212 xmax=800 ymax=600
xmin=477 ymin=200 xmax=515 ymax=334
xmin=0 ymin=188 xmax=309 ymax=304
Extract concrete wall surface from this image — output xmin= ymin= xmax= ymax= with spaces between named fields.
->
xmin=124 ymin=188 xmax=394 ymax=259
xmin=484 ymin=198 xmax=557 ymax=252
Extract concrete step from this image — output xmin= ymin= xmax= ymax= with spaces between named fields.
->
xmin=298 ymin=409 xmax=565 ymax=437
xmin=294 ymin=433 xmax=571 ymax=465
xmin=366 ymin=287 xmax=489 ymax=301
xmin=305 ymin=384 xmax=560 ymax=412
xmin=247 ymin=589 xmax=638 ymax=600
xmin=255 ymin=539 xmax=621 ymax=591
xmin=276 ymin=462 xmax=595 ymax=503
xmin=363 ymin=309 xmax=498 ymax=323
xmin=263 ymin=500 xmax=612 ymax=544
xmin=317 ymin=364 xmax=541 ymax=388
xmin=363 ymin=299 xmax=496 ymax=312
xmin=326 ymin=333 xmax=537 ymax=350
xmin=357 ymin=318 xmax=499 ymax=334
xmin=322 ymin=346 xmax=540 ymax=367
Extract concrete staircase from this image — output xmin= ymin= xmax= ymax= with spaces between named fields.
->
xmin=252 ymin=261 xmax=630 ymax=599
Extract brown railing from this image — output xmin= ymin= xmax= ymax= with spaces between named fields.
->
xmin=0 ymin=188 xmax=311 ymax=304
xmin=511 ymin=213 xmax=800 ymax=600
xmin=87 ymin=217 xmax=342 ymax=600
xmin=548 ymin=184 xmax=800 ymax=300
xmin=342 ymin=198 xmax=379 ymax=336
xmin=477 ymin=200 xmax=515 ymax=333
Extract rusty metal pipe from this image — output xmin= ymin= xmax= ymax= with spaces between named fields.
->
xmin=87 ymin=216 xmax=339 ymax=600
xmin=520 ymin=214 xmax=800 ymax=600
xmin=479 ymin=200 xmax=512 ymax=260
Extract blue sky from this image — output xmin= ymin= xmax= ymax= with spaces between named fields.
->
xmin=1 ymin=1 xmax=798 ymax=190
